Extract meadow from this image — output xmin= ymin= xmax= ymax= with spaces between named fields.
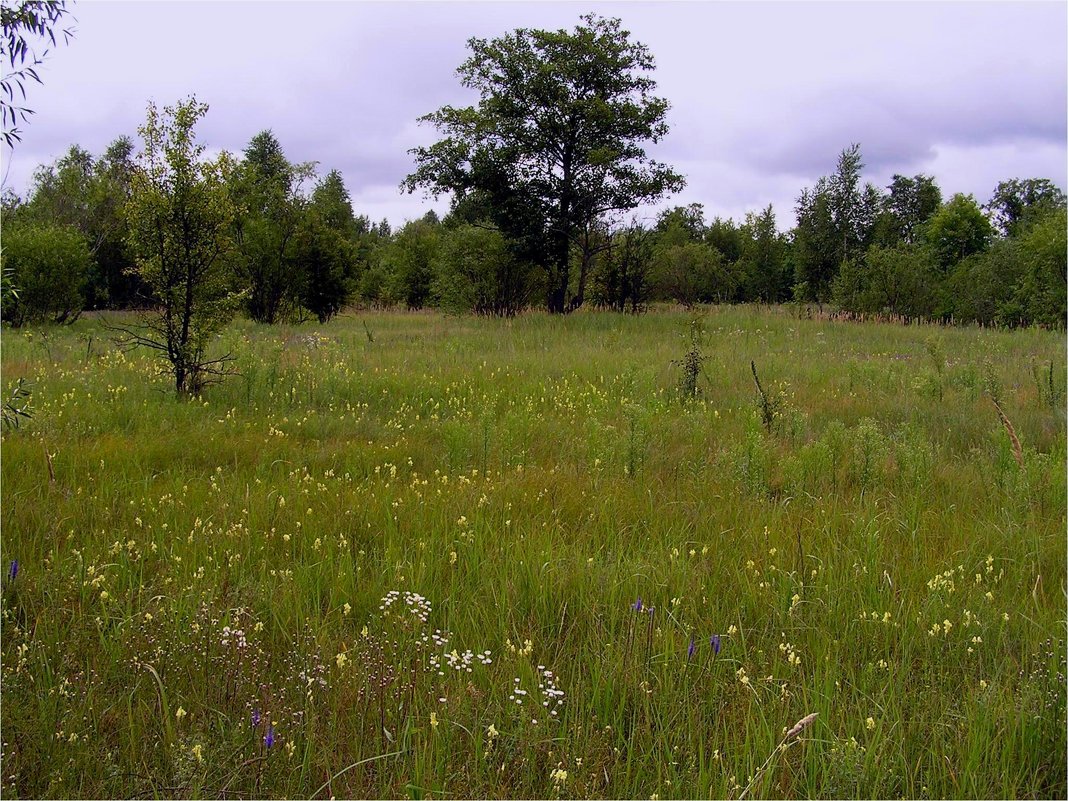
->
xmin=1 ymin=305 xmax=1065 ymax=799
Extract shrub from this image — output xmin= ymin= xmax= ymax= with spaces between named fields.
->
xmin=0 ymin=222 xmax=91 ymax=326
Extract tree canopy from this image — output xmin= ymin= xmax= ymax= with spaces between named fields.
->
xmin=404 ymin=14 xmax=684 ymax=313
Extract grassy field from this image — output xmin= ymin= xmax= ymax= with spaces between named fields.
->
xmin=1 ymin=305 xmax=1065 ymax=799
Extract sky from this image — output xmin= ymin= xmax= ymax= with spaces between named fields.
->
xmin=2 ymin=1 xmax=1065 ymax=230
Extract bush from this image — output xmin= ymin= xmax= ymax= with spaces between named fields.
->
xmin=434 ymin=224 xmax=539 ymax=317
xmin=833 ymin=245 xmax=941 ymax=319
xmin=1 ymin=223 xmax=91 ymax=326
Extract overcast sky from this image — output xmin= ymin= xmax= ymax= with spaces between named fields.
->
xmin=3 ymin=1 xmax=1065 ymax=229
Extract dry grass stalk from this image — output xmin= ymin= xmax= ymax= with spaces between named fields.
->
xmin=784 ymin=711 xmax=819 ymax=741
xmin=738 ymin=712 xmax=819 ymax=799
xmin=991 ymin=397 xmax=1023 ymax=468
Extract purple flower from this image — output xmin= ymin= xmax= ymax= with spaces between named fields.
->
xmin=632 ymin=597 xmax=643 ymax=612
xmin=7 ymin=560 xmax=17 ymax=582
xmin=687 ymin=635 xmax=696 ymax=661
xmin=251 ymin=709 xmax=261 ymax=728
xmin=710 ymin=634 xmax=721 ymax=656
xmin=264 ymin=724 xmax=275 ymax=749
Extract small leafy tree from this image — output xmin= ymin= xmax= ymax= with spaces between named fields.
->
xmin=117 ymin=98 xmax=240 ymax=397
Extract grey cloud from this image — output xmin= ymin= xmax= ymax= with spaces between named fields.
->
xmin=3 ymin=1 xmax=1065 ymax=228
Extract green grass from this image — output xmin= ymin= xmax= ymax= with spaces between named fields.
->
xmin=2 ymin=305 xmax=1065 ymax=799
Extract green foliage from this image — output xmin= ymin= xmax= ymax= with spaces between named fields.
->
xmin=405 ymin=14 xmax=685 ymax=313
xmin=924 ymin=193 xmax=993 ymax=271
xmin=121 ymin=97 xmax=241 ymax=396
xmin=433 ymin=223 xmax=538 ymax=317
xmin=16 ymin=139 xmax=140 ymax=308
xmin=944 ymin=207 xmax=1065 ymax=328
xmin=986 ymin=178 xmax=1067 ymax=238
xmin=590 ymin=221 xmax=655 ymax=313
xmin=874 ymin=173 xmax=942 ymax=247
xmin=1 ymin=377 xmax=33 ymax=430
xmin=1006 ymin=208 xmax=1067 ymax=328
xmin=672 ymin=316 xmax=706 ymax=398
xmin=0 ymin=221 xmax=90 ymax=326
xmin=832 ymin=244 xmax=940 ymax=319
xmin=231 ymin=130 xmax=316 ymax=324
xmin=653 ymin=241 xmax=732 ymax=306
xmin=292 ymin=170 xmax=362 ymax=323
xmin=385 ymin=214 xmax=442 ymax=310
xmin=738 ymin=205 xmax=789 ymax=302
xmin=792 ymin=181 xmax=838 ymax=303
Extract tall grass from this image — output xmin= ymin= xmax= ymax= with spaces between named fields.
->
xmin=2 ymin=305 xmax=1064 ymax=798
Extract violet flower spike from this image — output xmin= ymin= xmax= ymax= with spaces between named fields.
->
xmin=7 ymin=559 xmax=17 ymax=582
xmin=710 ymin=634 xmax=721 ymax=656
xmin=264 ymin=724 xmax=275 ymax=749
xmin=632 ymin=597 xmax=643 ymax=613
xmin=251 ymin=709 xmax=261 ymax=728
xmin=687 ymin=635 xmax=696 ymax=661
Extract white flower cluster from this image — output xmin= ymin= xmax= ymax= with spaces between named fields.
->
xmin=379 ymin=590 xmax=432 ymax=624
xmin=219 ymin=626 xmax=248 ymax=649
xmin=537 ymin=665 xmax=565 ymax=717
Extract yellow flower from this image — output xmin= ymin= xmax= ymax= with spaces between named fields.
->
xmin=336 ymin=652 xmax=349 ymax=669
xmin=191 ymin=744 xmax=203 ymax=763
xmin=176 ymin=707 xmax=187 ymax=722
xmin=865 ymin=717 xmax=875 ymax=730
xmin=343 ymin=603 xmax=352 ymax=616
xmin=487 ymin=724 xmax=498 ymax=738
xmin=430 ymin=711 xmax=439 ymax=729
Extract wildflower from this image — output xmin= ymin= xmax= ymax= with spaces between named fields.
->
xmin=727 ymin=624 xmax=738 ymax=636
xmin=687 ymin=635 xmax=696 ymax=661
xmin=343 ymin=603 xmax=351 ymax=616
xmin=711 ymin=634 xmax=721 ymax=655
xmin=550 ymin=767 xmax=568 ymax=786
xmin=632 ymin=597 xmax=643 ymax=612
xmin=286 ymin=740 xmax=296 ymax=758
xmin=175 ymin=706 xmax=187 ymax=722
xmin=487 ymin=724 xmax=498 ymax=739
xmin=865 ymin=717 xmax=875 ymax=730
xmin=979 ymin=679 xmax=988 ymax=689
xmin=251 ymin=709 xmax=261 ymax=728
xmin=430 ymin=711 xmax=439 ymax=729
xmin=191 ymin=744 xmax=204 ymax=763
xmin=7 ymin=559 xmax=17 ymax=582
xmin=264 ymin=725 xmax=275 ymax=749
xmin=336 ymin=652 xmax=349 ymax=669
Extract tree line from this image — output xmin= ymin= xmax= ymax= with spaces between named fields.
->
xmin=2 ymin=13 xmax=1064 ymax=335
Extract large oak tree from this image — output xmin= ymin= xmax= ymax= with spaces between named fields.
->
xmin=404 ymin=14 xmax=684 ymax=313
